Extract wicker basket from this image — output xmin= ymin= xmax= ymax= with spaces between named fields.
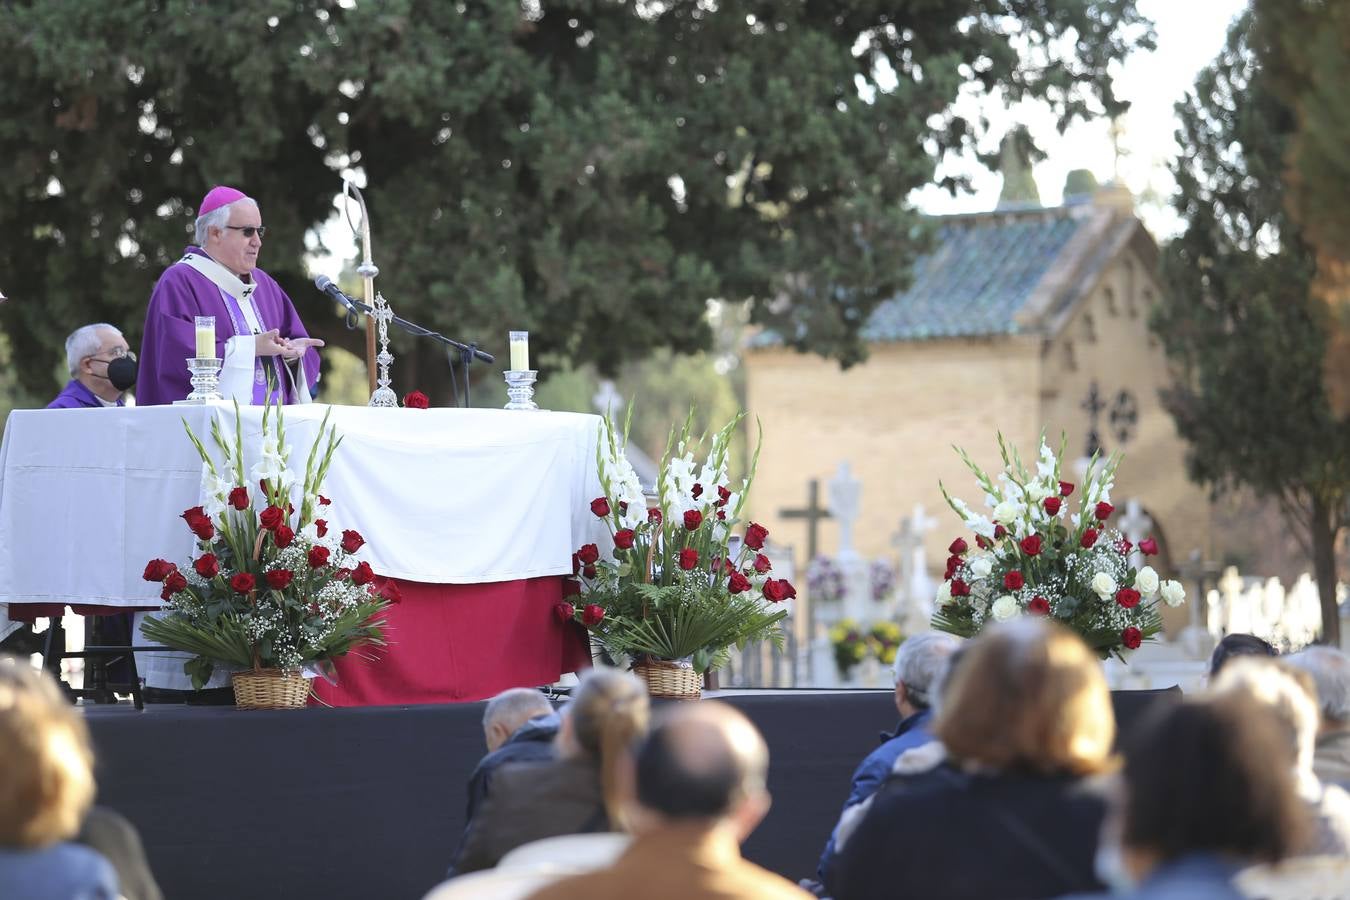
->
xmin=631 ymin=658 xmax=701 ymax=700
xmin=231 ymin=668 xmax=310 ymax=710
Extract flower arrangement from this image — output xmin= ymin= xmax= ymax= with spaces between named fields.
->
xmin=806 ymin=555 xmax=846 ymax=603
xmin=561 ymin=410 xmax=793 ymax=675
xmin=140 ymin=400 xmax=393 ymax=691
xmin=870 ymin=559 xmax=897 ymax=603
xmin=830 ymin=619 xmax=905 ymax=678
xmin=933 ymin=435 xmax=1184 ymax=659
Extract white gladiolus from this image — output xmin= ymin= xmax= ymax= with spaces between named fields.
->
xmin=1135 ymin=566 xmax=1160 ymax=596
xmin=1160 ymin=580 xmax=1186 ymax=607
xmin=1091 ymin=572 xmax=1117 ymax=598
xmin=991 ymin=595 xmax=1019 ymax=621
xmin=966 ymin=515 xmax=996 ymax=539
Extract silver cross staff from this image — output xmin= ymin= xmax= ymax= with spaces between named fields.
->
xmin=342 ymin=179 xmax=398 ymax=407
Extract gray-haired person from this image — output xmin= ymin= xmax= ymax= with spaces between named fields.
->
xmin=1286 ymin=646 xmax=1350 ymax=789
xmin=47 ymin=324 xmax=136 ymax=408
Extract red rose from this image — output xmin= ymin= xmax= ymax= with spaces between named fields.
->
xmin=181 ymin=506 xmax=208 ymax=527
xmin=648 ymin=508 xmax=663 ymax=525
xmin=403 ymin=390 xmax=429 ymax=409
xmin=613 ymin=529 xmax=635 ymax=550
xmin=378 ymin=580 xmax=402 ymax=603
xmin=1116 ymin=539 xmax=1133 ymax=556
xmin=752 ymin=553 xmax=772 ymax=574
xmin=576 ymin=543 xmax=600 ymax=565
xmin=1080 ymin=528 xmax=1099 ymax=549
xmin=948 ymin=538 xmax=968 ymax=554
xmin=308 ymin=546 xmax=330 ymax=569
xmin=1028 ymin=596 xmax=1051 ymax=616
xmin=341 ymin=529 xmax=365 ymax=554
xmin=944 ymin=555 xmax=962 ymax=580
xmin=265 ymin=569 xmax=294 ymax=590
xmin=1094 ymin=501 xmax=1114 ymax=521
xmin=744 ymin=522 xmax=769 ymax=550
xmin=975 ymin=535 xmax=991 ymax=550
xmin=333 ymin=567 xmax=352 ymax=581
xmin=683 ymin=510 xmax=703 ymax=530
xmin=1122 ymin=626 xmax=1143 ymax=650
xmin=993 ymin=524 xmax=1008 ymax=540
xmin=1019 ymin=535 xmax=1043 ymax=556
xmin=191 ymin=520 xmax=215 ymax=541
xmin=728 ymin=571 xmax=752 ymax=594
xmin=350 ymin=561 xmax=375 ymax=585
xmin=763 ymin=578 xmax=796 ymax=603
xmin=314 ymin=518 xmax=328 ymax=538
xmin=1139 ymin=537 xmax=1159 ymax=556
xmin=582 ymin=604 xmax=605 ymax=626
xmin=1043 ymin=497 xmax=1062 ymax=515
xmin=590 ymin=497 xmax=611 ymax=518
xmin=163 ymin=570 xmax=188 ymax=595
xmin=273 ymin=524 xmax=295 ymax=549
xmin=318 ymin=495 xmax=331 ymax=506
xmin=1059 ymin=481 xmax=1075 ymax=497
xmin=182 ymin=506 xmax=214 ymax=541
xmin=228 ymin=487 xmax=249 ymax=510
xmin=229 ymin=572 xmax=256 ymax=594
xmin=950 ymin=578 xmax=970 ymax=597
xmin=691 ymin=483 xmax=703 ymax=499
xmin=717 ymin=485 xmax=732 ymax=504
xmin=679 ymin=548 xmax=699 ymax=570
xmin=259 ymin=506 xmax=285 ymax=531
xmin=1116 ymin=588 xmax=1141 ymax=609
xmin=143 ymin=559 xmax=176 ymax=582
xmin=716 ymin=509 xmax=726 ymax=521
xmin=554 ymin=601 xmax=575 ymax=623
xmin=582 ymin=564 xmax=597 ymax=579
xmin=193 ymin=554 xmax=220 ymax=579
xmin=1004 ymin=571 xmax=1025 ymax=591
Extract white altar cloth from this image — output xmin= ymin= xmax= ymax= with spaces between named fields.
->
xmin=0 ymin=403 xmax=605 ymax=608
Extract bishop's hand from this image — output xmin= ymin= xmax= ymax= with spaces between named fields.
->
xmin=278 ymin=337 xmax=325 ymax=361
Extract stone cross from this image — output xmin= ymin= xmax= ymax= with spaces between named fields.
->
xmin=779 ymin=479 xmax=832 ymax=562
xmin=828 ymin=461 xmax=862 ymax=561
xmin=892 ymin=504 xmax=937 ymax=631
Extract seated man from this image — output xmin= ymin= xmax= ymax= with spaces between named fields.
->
xmin=466 ymin=688 xmax=559 ymax=823
xmin=812 ymin=631 xmax=959 ymax=889
xmin=1286 ymin=646 xmax=1350 ymax=789
xmin=47 ymin=323 xmax=136 ymax=409
xmin=526 ymin=701 xmax=811 ymax=900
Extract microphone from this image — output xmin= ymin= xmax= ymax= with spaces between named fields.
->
xmin=314 ymin=275 xmax=360 ymax=315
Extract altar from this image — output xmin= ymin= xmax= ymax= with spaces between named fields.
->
xmin=0 ymin=403 xmax=603 ymax=704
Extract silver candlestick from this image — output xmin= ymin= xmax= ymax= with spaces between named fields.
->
xmin=368 ymin=291 xmax=398 ymax=407
xmin=503 ymin=370 xmax=538 ymax=410
xmin=182 ymin=357 xmax=223 ymax=403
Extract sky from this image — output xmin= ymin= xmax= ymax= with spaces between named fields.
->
xmin=910 ymin=0 xmax=1251 ymax=237
xmin=311 ymin=0 xmax=1251 ymax=277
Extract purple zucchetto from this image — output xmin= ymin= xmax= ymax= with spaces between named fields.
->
xmin=197 ymin=185 xmax=247 ymax=218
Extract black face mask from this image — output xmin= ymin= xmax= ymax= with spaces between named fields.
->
xmin=102 ymin=355 xmax=138 ymax=391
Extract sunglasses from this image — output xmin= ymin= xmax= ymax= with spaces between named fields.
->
xmin=224 ymin=225 xmax=267 ymax=238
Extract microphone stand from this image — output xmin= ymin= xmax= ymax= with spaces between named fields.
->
xmin=342 ymin=296 xmax=493 ymax=408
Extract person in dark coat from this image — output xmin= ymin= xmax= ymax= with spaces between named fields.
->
xmin=47 ymin=323 xmax=135 ymax=409
xmin=450 ymin=669 xmax=649 ymax=874
xmin=831 ymin=620 xmax=1117 ymax=900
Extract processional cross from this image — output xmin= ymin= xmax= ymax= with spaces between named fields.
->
xmin=779 ymin=479 xmax=832 ymax=562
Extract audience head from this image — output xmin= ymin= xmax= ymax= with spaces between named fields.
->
xmin=481 ymin=688 xmax=553 ymax=752
xmin=1285 ymin=645 xmax=1350 ymax=732
xmin=559 ymin=668 xmax=650 ymax=826
xmin=1210 ymin=632 xmax=1277 ymax=677
xmin=934 ymin=618 xmax=1115 ymax=776
xmin=631 ymin=701 xmax=770 ymax=842
xmin=1212 ymin=657 xmax=1320 ymax=774
xmin=1115 ymin=694 xmax=1305 ymax=882
xmin=0 ymin=657 xmax=96 ymax=849
xmin=891 ymin=631 xmax=960 ymax=716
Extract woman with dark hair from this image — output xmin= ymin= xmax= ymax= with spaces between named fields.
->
xmin=831 ymin=619 xmax=1116 ymax=900
xmin=1072 ymin=693 xmax=1307 ymax=898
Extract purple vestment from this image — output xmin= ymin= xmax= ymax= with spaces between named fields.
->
xmin=137 ymin=247 xmax=321 ymax=406
xmin=46 ymin=379 xmax=125 ymax=409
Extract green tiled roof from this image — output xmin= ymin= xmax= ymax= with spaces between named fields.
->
xmin=753 ymin=206 xmax=1089 ymax=346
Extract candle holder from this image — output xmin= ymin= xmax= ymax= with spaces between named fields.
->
xmin=182 ymin=357 xmax=224 ymax=403
xmin=503 ymin=370 xmax=538 ymax=410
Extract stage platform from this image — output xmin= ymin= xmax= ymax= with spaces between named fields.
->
xmin=83 ymin=688 xmax=1176 ymax=900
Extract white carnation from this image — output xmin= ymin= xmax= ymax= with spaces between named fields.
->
xmin=1160 ymin=580 xmax=1186 ymax=607
xmin=991 ymin=595 xmax=1019 ymax=621
xmin=1134 ymin=566 xmax=1160 ymax=596
xmin=1091 ymin=572 xmax=1117 ymax=598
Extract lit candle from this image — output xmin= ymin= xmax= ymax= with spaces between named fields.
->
xmin=509 ymin=331 xmax=530 ymax=371
xmin=194 ymin=316 xmax=216 ymax=359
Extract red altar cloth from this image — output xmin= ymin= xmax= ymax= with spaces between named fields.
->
xmin=309 ymin=575 xmax=592 ymax=708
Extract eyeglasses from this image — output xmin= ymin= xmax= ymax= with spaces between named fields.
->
xmin=90 ymin=349 xmax=136 ymax=363
xmin=224 ymin=225 xmax=267 ymax=239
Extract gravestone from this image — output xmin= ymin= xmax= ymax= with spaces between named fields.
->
xmin=892 ymin=504 xmax=937 ymax=635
